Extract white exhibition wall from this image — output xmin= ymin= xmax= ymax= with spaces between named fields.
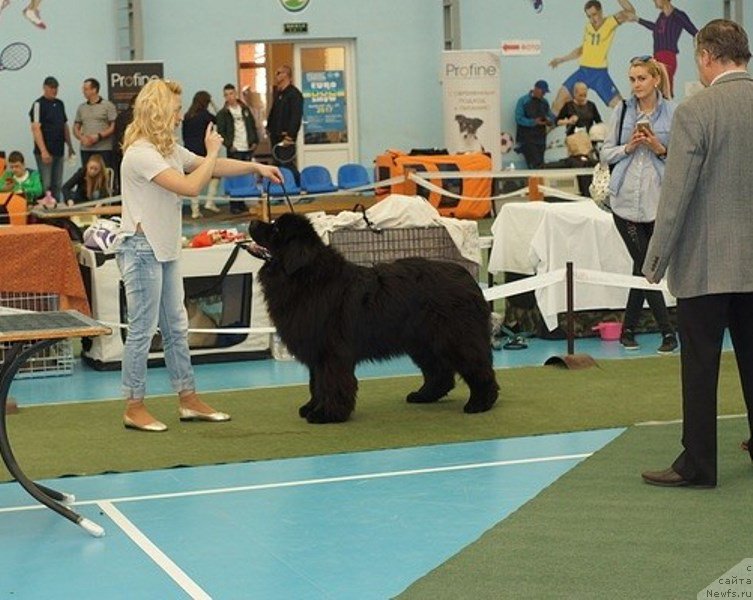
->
xmin=0 ymin=0 xmax=736 ymax=176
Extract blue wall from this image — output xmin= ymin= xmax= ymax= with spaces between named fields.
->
xmin=0 ymin=0 xmax=735 ymax=177
xmin=459 ymin=0 xmax=722 ymax=164
xmin=0 ymin=1 xmax=119 ymax=175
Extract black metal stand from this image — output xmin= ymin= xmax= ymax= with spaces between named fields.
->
xmin=0 ymin=340 xmax=104 ymax=537
xmin=544 ymin=261 xmax=597 ymax=370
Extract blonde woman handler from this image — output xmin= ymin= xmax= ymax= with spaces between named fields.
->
xmin=118 ymin=79 xmax=282 ymax=431
xmin=601 ymin=56 xmax=677 ymax=353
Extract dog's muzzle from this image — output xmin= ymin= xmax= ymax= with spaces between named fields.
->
xmin=239 ymin=240 xmax=273 ymax=262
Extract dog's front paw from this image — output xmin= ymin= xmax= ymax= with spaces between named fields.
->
xmin=306 ymin=407 xmax=350 ymax=424
xmin=298 ymin=399 xmax=314 ymax=418
xmin=406 ymin=391 xmax=440 ymax=404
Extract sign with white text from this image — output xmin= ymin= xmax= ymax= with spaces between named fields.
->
xmin=106 ymin=61 xmax=163 ymax=112
xmin=442 ymin=51 xmax=501 ymax=169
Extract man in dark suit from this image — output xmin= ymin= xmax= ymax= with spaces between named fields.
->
xmin=642 ymin=19 xmax=753 ymax=488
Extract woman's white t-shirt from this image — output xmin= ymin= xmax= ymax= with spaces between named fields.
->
xmin=120 ymin=140 xmax=199 ymax=262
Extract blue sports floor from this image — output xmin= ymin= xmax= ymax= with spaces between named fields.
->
xmin=0 ymin=333 xmax=699 ymax=598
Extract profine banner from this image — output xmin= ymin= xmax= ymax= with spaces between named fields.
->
xmin=106 ymin=61 xmax=164 ymax=112
xmin=442 ymin=51 xmax=501 ymax=170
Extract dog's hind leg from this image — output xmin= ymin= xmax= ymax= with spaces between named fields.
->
xmin=457 ymin=355 xmax=499 ymax=414
xmin=299 ymin=370 xmax=318 ymax=418
xmin=406 ymin=352 xmax=455 ymax=404
xmin=305 ymin=360 xmax=358 ymax=424
xmin=453 ymin=342 xmax=499 ymax=413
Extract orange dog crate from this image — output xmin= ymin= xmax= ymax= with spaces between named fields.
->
xmin=374 ymin=150 xmax=492 ymax=219
xmin=0 ymin=192 xmax=28 ymax=226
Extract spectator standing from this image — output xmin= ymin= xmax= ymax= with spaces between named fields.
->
xmin=601 ymin=56 xmax=677 ymax=354
xmin=642 ymin=20 xmax=753 ymax=488
xmin=266 ymin=65 xmax=303 ymax=183
xmin=514 ymin=79 xmax=556 ymax=169
xmin=182 ymin=90 xmax=220 ymax=218
xmin=29 ymin=76 xmax=75 ymax=202
xmin=74 ymin=78 xmax=118 ymax=169
xmin=216 ymin=83 xmax=259 ymax=214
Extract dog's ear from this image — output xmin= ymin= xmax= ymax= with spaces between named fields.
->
xmin=280 ymin=243 xmax=317 ymax=275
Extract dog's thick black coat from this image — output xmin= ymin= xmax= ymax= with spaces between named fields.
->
xmin=248 ymin=213 xmax=499 ymax=423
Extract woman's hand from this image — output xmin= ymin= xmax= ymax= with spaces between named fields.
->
xmin=639 ymin=128 xmax=666 ymax=155
xmin=625 ymin=129 xmax=644 ymax=155
xmin=256 ymin=164 xmax=283 ymax=184
xmin=204 ymin=123 xmax=224 ymax=156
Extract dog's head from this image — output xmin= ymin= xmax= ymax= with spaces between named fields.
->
xmin=247 ymin=213 xmax=323 ymax=275
xmin=455 ymin=114 xmax=484 ymax=137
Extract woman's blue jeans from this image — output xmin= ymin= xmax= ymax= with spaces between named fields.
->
xmin=116 ymin=234 xmax=195 ymax=399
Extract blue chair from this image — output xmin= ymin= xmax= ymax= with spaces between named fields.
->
xmin=223 ymin=174 xmax=261 ymax=198
xmin=337 ymin=163 xmax=371 ymax=190
xmin=263 ymin=167 xmax=300 ymax=197
xmin=300 ymin=165 xmax=337 ymax=194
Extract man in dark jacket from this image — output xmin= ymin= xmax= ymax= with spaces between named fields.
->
xmin=514 ymin=79 xmax=556 ymax=169
xmin=266 ymin=65 xmax=303 ymax=183
xmin=216 ymin=83 xmax=259 ymax=213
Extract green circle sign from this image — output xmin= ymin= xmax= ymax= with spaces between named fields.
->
xmin=280 ymin=0 xmax=310 ymax=12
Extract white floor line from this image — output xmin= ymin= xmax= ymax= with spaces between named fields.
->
xmin=636 ymin=413 xmax=746 ymax=427
xmin=0 ymin=452 xmax=592 ymax=514
xmin=98 ymin=501 xmax=212 ymax=600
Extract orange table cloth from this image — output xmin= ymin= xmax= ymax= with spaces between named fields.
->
xmin=0 ymin=224 xmax=90 ymax=316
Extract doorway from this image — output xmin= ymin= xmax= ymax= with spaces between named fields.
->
xmin=235 ymin=39 xmax=357 ymax=179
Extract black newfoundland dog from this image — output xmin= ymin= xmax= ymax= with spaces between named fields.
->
xmin=248 ymin=213 xmax=499 ymax=423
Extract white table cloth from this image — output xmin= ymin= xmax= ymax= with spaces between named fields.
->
xmin=488 ymin=200 xmax=673 ymax=330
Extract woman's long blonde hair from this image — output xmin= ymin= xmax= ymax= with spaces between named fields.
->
xmin=123 ymin=79 xmax=182 ymax=156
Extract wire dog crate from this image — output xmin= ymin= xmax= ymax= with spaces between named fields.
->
xmin=329 ymin=227 xmax=479 ymax=280
xmin=0 ymin=292 xmax=75 ymax=378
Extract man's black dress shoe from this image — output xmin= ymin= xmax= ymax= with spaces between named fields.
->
xmin=641 ymin=467 xmax=715 ymax=488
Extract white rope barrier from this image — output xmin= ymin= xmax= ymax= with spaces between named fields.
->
xmin=406 ymin=168 xmax=595 ymax=179
xmin=96 ymin=320 xmax=277 ymax=336
xmin=483 ymin=269 xmax=566 ymax=301
xmin=575 ymin=267 xmax=670 ymax=294
xmin=482 ymin=266 xmax=672 ymax=303
xmin=407 ymin=172 xmax=528 ymax=202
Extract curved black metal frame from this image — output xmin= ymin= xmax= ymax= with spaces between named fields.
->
xmin=0 ymin=339 xmax=102 ymax=535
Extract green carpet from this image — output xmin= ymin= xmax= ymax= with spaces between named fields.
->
xmin=398 ymin=418 xmax=752 ymax=599
xmin=1 ymin=353 xmax=746 ymax=482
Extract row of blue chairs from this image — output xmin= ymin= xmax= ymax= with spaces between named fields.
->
xmin=223 ymin=163 xmax=371 ymax=198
